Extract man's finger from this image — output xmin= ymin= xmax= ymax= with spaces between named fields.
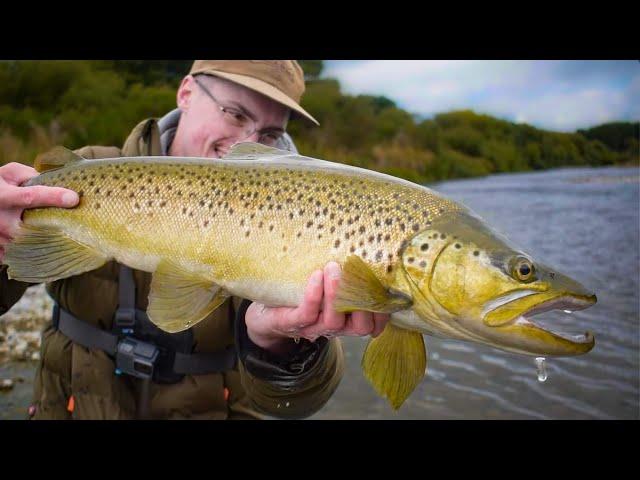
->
xmin=285 ymin=269 xmax=323 ymax=330
xmin=1 ymin=185 xmax=79 ymax=209
xmin=347 ymin=311 xmax=374 ymax=336
xmin=0 ymin=162 xmax=39 ymax=186
xmin=371 ymin=313 xmax=390 ymax=337
xmin=320 ymin=262 xmax=346 ymax=332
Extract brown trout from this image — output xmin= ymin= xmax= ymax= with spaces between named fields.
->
xmin=4 ymin=143 xmax=597 ymax=409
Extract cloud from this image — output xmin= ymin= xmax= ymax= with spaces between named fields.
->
xmin=321 ymin=60 xmax=640 ymax=131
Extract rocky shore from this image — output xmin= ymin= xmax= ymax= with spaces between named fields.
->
xmin=0 ymin=285 xmax=52 ymax=392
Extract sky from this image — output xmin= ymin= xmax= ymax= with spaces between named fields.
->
xmin=322 ymin=61 xmax=640 ymax=132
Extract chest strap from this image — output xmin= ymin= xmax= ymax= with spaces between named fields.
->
xmin=52 ymin=265 xmax=237 ymax=380
xmin=54 ymin=305 xmax=236 ymax=375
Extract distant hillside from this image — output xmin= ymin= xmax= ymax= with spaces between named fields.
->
xmin=578 ymin=122 xmax=639 ymax=165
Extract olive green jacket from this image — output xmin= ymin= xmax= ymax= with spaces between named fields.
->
xmin=0 ymin=117 xmax=344 ymax=420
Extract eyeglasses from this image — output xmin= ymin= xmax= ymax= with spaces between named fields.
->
xmin=193 ymin=75 xmax=285 ymax=147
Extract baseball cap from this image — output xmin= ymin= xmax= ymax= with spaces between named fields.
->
xmin=189 ymin=60 xmax=319 ymax=126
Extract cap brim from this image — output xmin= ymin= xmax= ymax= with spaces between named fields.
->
xmin=192 ymin=69 xmax=320 ymax=126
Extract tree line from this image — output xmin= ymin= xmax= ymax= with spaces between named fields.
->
xmin=1 ymin=60 xmax=637 ymax=184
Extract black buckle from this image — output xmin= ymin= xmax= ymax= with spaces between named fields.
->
xmin=115 ymin=307 xmax=136 ymax=327
xmin=115 ymin=337 xmax=159 ymax=380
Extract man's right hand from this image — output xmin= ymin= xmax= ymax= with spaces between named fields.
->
xmin=0 ymin=162 xmax=79 ymax=262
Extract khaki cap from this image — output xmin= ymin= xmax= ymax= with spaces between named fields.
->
xmin=189 ymin=60 xmax=319 ymax=126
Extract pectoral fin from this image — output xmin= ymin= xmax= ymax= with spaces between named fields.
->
xmin=147 ymin=259 xmax=228 ymax=333
xmin=334 ymin=255 xmax=412 ymax=313
xmin=362 ymin=323 xmax=426 ymax=410
xmin=4 ymin=224 xmax=108 ymax=283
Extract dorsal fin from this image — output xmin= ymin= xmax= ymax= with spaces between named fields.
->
xmin=222 ymin=142 xmax=292 ymax=160
xmin=34 ymin=146 xmax=85 ymax=173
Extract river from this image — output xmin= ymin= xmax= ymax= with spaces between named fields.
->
xmin=1 ymin=166 xmax=638 ymax=419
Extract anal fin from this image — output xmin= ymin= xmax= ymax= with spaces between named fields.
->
xmin=362 ymin=323 xmax=426 ymax=410
xmin=147 ymin=259 xmax=228 ymax=333
xmin=4 ymin=224 xmax=108 ymax=283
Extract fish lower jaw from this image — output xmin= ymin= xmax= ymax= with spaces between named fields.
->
xmin=512 ymin=316 xmax=594 ymax=344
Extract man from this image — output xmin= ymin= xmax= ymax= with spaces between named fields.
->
xmin=0 ymin=60 xmax=390 ymax=419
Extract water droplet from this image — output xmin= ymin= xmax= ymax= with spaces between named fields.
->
xmin=563 ymin=310 xmax=573 ymax=314
xmin=276 ymin=403 xmax=281 ymax=409
xmin=285 ymin=401 xmax=290 ymax=408
xmin=535 ymin=357 xmax=548 ymax=382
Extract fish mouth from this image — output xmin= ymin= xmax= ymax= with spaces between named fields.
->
xmin=482 ymin=291 xmax=597 ymax=356
xmin=509 ymin=295 xmax=596 ymax=343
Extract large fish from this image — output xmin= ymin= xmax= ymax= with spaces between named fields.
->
xmin=4 ymin=143 xmax=597 ymax=409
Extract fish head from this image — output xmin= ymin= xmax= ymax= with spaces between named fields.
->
xmin=400 ymin=212 xmax=596 ymax=356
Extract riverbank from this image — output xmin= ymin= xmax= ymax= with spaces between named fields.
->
xmin=0 ymin=284 xmax=52 ymax=394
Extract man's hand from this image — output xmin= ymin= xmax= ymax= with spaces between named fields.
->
xmin=0 ymin=162 xmax=79 ymax=262
xmin=245 ymin=262 xmax=390 ymax=355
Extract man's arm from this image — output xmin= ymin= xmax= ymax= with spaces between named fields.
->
xmin=0 ymin=161 xmax=79 ymax=314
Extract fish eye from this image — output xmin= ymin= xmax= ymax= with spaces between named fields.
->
xmin=512 ymin=257 xmax=535 ymax=282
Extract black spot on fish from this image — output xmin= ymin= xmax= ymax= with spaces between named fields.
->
xmin=419 ymin=261 xmax=427 ymax=268
xmin=421 ymin=243 xmax=429 ymax=251
xmin=440 ymin=233 xmax=446 ymax=239
xmin=387 ymin=265 xmax=393 ymax=273
xmin=408 ymin=257 xmax=414 ymax=263
xmin=334 ymin=239 xmax=341 ymax=248
xmin=473 ymin=250 xmax=480 ymax=256
xmin=412 ymin=224 xmax=420 ymax=232
xmin=455 ymin=243 xmax=461 ymax=249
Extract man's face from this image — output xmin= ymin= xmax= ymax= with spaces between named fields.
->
xmin=173 ymin=74 xmax=290 ymax=158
